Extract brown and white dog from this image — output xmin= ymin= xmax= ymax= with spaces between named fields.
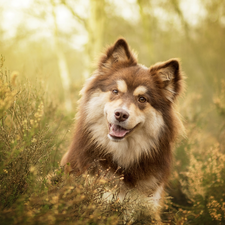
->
xmin=61 ymin=38 xmax=184 ymax=221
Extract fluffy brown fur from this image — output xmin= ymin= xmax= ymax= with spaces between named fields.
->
xmin=61 ymin=38 xmax=184 ymax=221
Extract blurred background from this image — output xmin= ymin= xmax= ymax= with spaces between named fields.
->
xmin=2 ymin=0 xmax=225 ymax=144
xmin=1 ymin=0 xmax=225 ymax=223
xmin=1 ymin=0 xmax=224 ymax=108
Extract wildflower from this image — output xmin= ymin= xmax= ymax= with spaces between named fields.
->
xmin=27 ymin=211 xmax=34 ymax=217
xmin=10 ymin=71 xmax=19 ymax=86
xmin=47 ymin=215 xmax=55 ymax=223
xmin=34 ymin=113 xmax=39 ymax=118
xmin=80 ymin=195 xmax=85 ymax=199
xmin=37 ymin=101 xmax=44 ymax=117
xmin=3 ymin=169 xmax=8 ymax=174
xmin=32 ymin=138 xmax=37 ymax=143
xmin=99 ymin=179 xmax=106 ymax=184
xmin=51 ymin=196 xmax=59 ymax=204
xmin=29 ymin=166 xmax=36 ymax=172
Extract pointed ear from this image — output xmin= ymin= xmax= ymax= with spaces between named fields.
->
xmin=98 ymin=38 xmax=137 ymax=71
xmin=150 ymin=59 xmax=183 ymax=102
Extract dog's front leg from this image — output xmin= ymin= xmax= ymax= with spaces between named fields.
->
xmin=147 ymin=185 xmax=164 ymax=224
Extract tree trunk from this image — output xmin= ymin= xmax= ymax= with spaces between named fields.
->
xmin=84 ymin=0 xmax=105 ymax=78
xmin=51 ymin=0 xmax=72 ymax=111
xmin=137 ymin=0 xmax=154 ymax=61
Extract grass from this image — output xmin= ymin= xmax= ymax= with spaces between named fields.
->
xmin=0 ymin=57 xmax=225 ymax=224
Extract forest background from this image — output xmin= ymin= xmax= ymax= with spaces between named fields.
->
xmin=0 ymin=0 xmax=225 ymax=224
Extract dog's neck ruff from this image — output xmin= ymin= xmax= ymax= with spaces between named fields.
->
xmin=89 ymin=125 xmax=161 ymax=169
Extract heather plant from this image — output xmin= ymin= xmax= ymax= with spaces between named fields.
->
xmin=0 ymin=57 xmax=70 ymax=209
xmin=1 ymin=161 xmax=160 ymax=225
xmin=1 ymin=167 xmax=121 ymax=225
xmin=169 ymin=82 xmax=225 ymax=225
xmin=0 ymin=59 xmax=157 ymax=224
xmin=1 ymin=53 xmax=225 ymax=224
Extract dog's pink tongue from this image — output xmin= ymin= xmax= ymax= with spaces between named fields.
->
xmin=109 ymin=124 xmax=129 ymax=138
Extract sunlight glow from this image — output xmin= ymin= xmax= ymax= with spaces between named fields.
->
xmin=180 ymin=0 xmax=206 ymax=26
xmin=1 ymin=0 xmax=204 ymax=47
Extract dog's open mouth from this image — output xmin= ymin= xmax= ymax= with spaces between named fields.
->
xmin=109 ymin=124 xmax=131 ymax=140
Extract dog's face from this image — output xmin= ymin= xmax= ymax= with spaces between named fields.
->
xmin=103 ymin=67 xmax=165 ymax=143
xmin=79 ymin=39 xmax=183 ymax=167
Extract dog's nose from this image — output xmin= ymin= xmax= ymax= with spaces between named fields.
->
xmin=114 ymin=109 xmax=129 ymax=122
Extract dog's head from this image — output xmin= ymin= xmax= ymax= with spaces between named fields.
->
xmin=79 ymin=38 xmax=183 ymax=166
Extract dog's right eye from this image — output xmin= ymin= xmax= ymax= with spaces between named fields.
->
xmin=112 ymin=89 xmax=119 ymax=95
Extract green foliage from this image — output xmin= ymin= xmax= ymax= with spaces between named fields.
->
xmin=1 ymin=57 xmax=225 ymax=224
xmin=0 ymin=0 xmax=225 ymax=223
xmin=169 ymin=84 xmax=225 ymax=224
xmin=0 ymin=59 xmax=70 ymax=209
xmin=0 ymin=59 xmax=159 ymax=225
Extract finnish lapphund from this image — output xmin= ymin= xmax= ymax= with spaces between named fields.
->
xmin=61 ymin=38 xmax=184 ymax=221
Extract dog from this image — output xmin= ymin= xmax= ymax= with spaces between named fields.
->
xmin=61 ymin=38 xmax=184 ymax=222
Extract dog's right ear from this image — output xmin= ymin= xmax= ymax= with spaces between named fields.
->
xmin=98 ymin=38 xmax=137 ymax=71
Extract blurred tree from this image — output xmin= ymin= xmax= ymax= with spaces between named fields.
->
xmin=51 ymin=0 xmax=72 ymax=111
xmin=137 ymin=0 xmax=155 ymax=61
xmin=85 ymin=0 xmax=105 ymax=77
xmin=61 ymin=0 xmax=105 ymax=78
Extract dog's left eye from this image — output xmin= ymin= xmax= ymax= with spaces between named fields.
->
xmin=112 ymin=89 xmax=119 ymax=95
xmin=138 ymin=96 xmax=147 ymax=103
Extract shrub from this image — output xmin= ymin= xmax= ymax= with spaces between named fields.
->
xmin=1 ymin=55 xmax=225 ymax=224
xmin=0 ymin=56 xmax=69 ymax=210
xmin=169 ymin=82 xmax=225 ymax=225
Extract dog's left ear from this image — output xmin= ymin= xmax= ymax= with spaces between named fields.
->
xmin=150 ymin=59 xmax=183 ymax=102
xmin=98 ymin=38 xmax=137 ymax=71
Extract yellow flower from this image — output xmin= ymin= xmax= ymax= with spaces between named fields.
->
xmin=10 ymin=71 xmax=19 ymax=86
xmin=32 ymin=138 xmax=37 ymax=143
